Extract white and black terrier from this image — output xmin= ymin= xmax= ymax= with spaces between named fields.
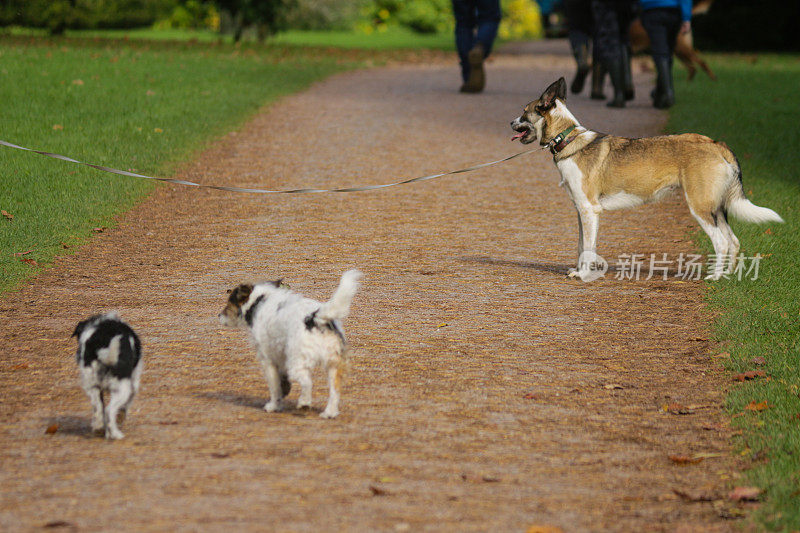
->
xmin=72 ymin=313 xmax=142 ymax=439
xmin=219 ymin=270 xmax=361 ymax=419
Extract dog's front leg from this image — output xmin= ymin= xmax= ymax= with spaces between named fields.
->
xmin=569 ymin=210 xmax=585 ymax=274
xmin=569 ymin=206 xmax=600 ymax=280
xmin=262 ymin=361 xmax=283 ymax=412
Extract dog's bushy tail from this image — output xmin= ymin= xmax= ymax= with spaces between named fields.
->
xmin=316 ymin=269 xmax=362 ymax=322
xmin=724 ymin=157 xmax=784 ymax=224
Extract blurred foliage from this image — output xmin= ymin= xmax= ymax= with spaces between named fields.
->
xmin=215 ymin=0 xmax=295 ymax=41
xmin=154 ymin=0 xmax=219 ymax=30
xmin=692 ymin=0 xmax=800 ymax=52
xmin=499 ymin=0 xmax=542 ymax=40
xmin=359 ymin=0 xmax=452 ymax=35
xmin=282 ymin=0 xmax=364 ymax=31
xmin=0 ymin=0 xmax=173 ymax=33
xmin=358 ymin=0 xmax=542 ymax=39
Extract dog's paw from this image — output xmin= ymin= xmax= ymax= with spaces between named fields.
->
xmin=296 ymin=400 xmax=312 ymax=410
xmin=263 ymin=401 xmax=280 ymax=412
xmin=320 ymin=408 xmax=338 ymax=419
xmin=105 ymin=428 xmax=124 ymax=440
xmin=567 ymin=267 xmax=579 ymax=277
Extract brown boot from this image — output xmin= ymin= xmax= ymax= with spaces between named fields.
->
xmin=460 ymin=43 xmax=486 ymax=93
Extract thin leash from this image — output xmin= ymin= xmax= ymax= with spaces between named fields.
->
xmin=0 ymin=139 xmax=539 ymax=195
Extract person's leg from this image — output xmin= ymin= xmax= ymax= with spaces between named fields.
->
xmin=474 ymin=0 xmax=501 ymax=55
xmin=453 ymin=0 xmax=476 ymax=84
xmin=641 ymin=8 xmax=680 ymax=107
xmin=566 ymin=0 xmax=592 ymax=93
xmin=592 ymin=0 xmax=625 ymax=107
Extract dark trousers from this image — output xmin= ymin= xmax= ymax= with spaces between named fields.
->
xmin=564 ymin=0 xmax=592 ymax=52
xmin=452 ymin=0 xmax=501 ymax=82
xmin=590 ymin=0 xmax=634 ymax=63
xmin=640 ymin=7 xmax=681 ymax=63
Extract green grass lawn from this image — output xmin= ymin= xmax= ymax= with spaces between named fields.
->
xmin=0 ymin=38 xmax=347 ymax=291
xmin=667 ymin=54 xmax=800 ymax=529
xmin=2 ymin=25 xmax=455 ymax=51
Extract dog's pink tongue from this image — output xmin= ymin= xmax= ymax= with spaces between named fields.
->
xmin=511 ymin=131 xmax=525 ymax=141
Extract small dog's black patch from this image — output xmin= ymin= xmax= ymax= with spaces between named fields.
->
xmin=76 ymin=317 xmax=141 ymax=379
xmin=245 ymin=295 xmax=265 ymax=327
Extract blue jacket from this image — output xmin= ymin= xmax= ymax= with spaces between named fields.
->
xmin=640 ymin=0 xmax=692 ymax=22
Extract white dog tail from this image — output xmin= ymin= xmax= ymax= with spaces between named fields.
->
xmin=728 ymin=198 xmax=784 ymax=224
xmin=315 ymin=269 xmax=362 ymax=322
xmin=724 ymin=158 xmax=783 ymax=224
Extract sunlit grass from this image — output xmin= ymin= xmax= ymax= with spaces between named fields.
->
xmin=667 ymin=53 xmax=800 ymax=529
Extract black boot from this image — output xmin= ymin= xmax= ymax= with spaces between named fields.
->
xmin=652 ymin=56 xmax=674 ymax=109
xmin=570 ymin=42 xmax=591 ymax=94
xmin=621 ymin=45 xmax=634 ymax=101
xmin=590 ymin=61 xmax=606 ymax=100
xmin=605 ymin=55 xmax=626 ymax=108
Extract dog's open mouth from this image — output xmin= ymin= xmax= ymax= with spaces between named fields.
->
xmin=511 ymin=127 xmax=531 ymax=142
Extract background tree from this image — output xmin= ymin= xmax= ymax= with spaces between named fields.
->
xmin=214 ymin=0 xmax=295 ymax=42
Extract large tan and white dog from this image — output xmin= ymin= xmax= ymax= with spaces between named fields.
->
xmin=510 ymin=77 xmax=783 ymax=281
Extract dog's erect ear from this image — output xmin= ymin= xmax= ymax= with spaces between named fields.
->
xmin=229 ymin=284 xmax=253 ymax=305
xmin=72 ymin=319 xmax=88 ymax=338
xmin=536 ymin=77 xmax=567 ymax=112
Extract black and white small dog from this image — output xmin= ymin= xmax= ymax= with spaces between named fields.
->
xmin=219 ymin=270 xmax=361 ymax=419
xmin=72 ymin=313 xmax=142 ymax=439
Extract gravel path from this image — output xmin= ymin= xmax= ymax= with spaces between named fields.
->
xmin=0 ymin=47 xmax=734 ymax=532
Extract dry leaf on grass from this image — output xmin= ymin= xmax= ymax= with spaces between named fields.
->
xmin=745 ymin=401 xmax=771 ymax=412
xmin=732 ymin=370 xmax=766 ymax=382
xmin=1 ymin=210 xmax=12 ymax=221
xmin=45 ymin=424 xmax=59 ymax=435
xmin=728 ymin=486 xmax=761 ymax=501
xmin=751 ymin=356 xmax=767 ymax=366
xmin=13 ymin=250 xmax=31 ymax=256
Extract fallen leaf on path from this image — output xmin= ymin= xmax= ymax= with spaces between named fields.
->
xmin=728 ymin=486 xmax=761 ymax=501
xmin=45 ymin=424 xmax=59 ymax=434
xmin=10 ymin=363 xmax=29 ymax=370
xmin=745 ymin=400 xmax=770 ymax=412
xmin=369 ymin=485 xmax=389 ymax=496
xmin=732 ymin=370 xmax=766 ymax=382
xmin=526 ymin=526 xmax=564 ymax=533
xmin=522 ymin=392 xmax=539 ymax=400
xmin=663 ymin=402 xmax=694 ymax=414
xmin=481 ymin=475 xmax=501 ymax=483
xmin=1 ymin=210 xmax=12 ymax=221
xmin=669 ymin=454 xmax=703 ymax=465
xmin=603 ymin=384 xmax=623 ymax=390
xmin=673 ymin=488 xmax=717 ymax=501
xmin=92 ymin=227 xmax=106 ymax=233
xmin=43 ymin=520 xmax=76 ymax=529
xmin=210 ymin=452 xmax=230 ymax=458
